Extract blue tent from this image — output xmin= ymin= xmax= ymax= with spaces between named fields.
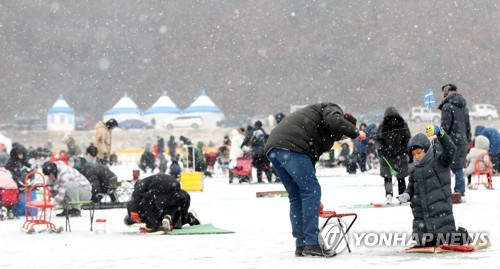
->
xmin=183 ymin=90 xmax=222 ymax=114
xmin=47 ymin=95 xmax=75 ymax=131
xmin=103 ymin=92 xmax=142 ymax=122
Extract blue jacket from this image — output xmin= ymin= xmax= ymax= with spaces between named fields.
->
xmin=475 ymin=125 xmax=500 ymax=155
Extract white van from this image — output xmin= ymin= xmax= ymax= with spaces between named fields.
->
xmin=469 ymin=104 xmax=498 ymax=120
xmin=165 ymin=116 xmax=203 ymax=130
xmin=410 ymin=107 xmax=441 ymax=123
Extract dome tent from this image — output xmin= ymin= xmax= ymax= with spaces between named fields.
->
xmin=143 ymin=91 xmax=181 ymax=129
xmin=103 ymin=92 xmax=142 ymax=123
xmin=182 ymin=90 xmax=225 ymax=127
xmin=47 ymin=95 xmax=75 ymax=131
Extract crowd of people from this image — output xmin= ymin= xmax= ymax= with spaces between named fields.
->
xmin=0 ymin=84 xmax=499 ymax=254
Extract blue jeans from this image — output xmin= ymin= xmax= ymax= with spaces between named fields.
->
xmin=267 ymin=148 xmax=321 ymax=247
xmin=452 ymin=168 xmax=465 ymax=196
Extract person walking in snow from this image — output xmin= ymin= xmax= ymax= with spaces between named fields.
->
xmin=375 ymin=106 xmax=411 ymax=204
xmin=438 ymin=84 xmax=471 ymax=197
xmin=265 ymin=103 xmax=365 ymax=257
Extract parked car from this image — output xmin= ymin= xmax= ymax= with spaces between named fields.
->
xmin=118 ymin=119 xmax=153 ymax=130
xmin=165 ymin=116 xmax=203 ymax=130
xmin=409 ymin=107 xmax=441 ymax=123
xmin=469 ymin=104 xmax=498 ymax=121
xmin=13 ymin=117 xmax=46 ymax=131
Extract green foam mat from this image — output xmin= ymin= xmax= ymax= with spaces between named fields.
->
xmin=167 ymin=223 xmax=235 ymax=235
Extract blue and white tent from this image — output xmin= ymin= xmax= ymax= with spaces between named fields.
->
xmin=143 ymin=91 xmax=181 ymax=129
xmin=47 ymin=95 xmax=75 ymax=131
xmin=103 ymin=92 xmax=142 ymax=122
xmin=183 ymin=90 xmax=224 ymax=127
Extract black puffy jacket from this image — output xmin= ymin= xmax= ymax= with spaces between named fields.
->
xmin=438 ymin=92 xmax=471 ymax=169
xmin=405 ymin=133 xmax=457 ymax=244
xmin=375 ymin=107 xmax=411 ymax=178
xmin=127 ymin=174 xmax=182 ymax=213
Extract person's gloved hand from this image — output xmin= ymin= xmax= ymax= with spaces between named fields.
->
xmin=426 ymin=124 xmax=444 ymax=137
xmin=130 ymin=212 xmax=141 ymax=223
xmin=397 ymin=193 xmax=410 ymax=203
xmin=389 ymin=167 xmax=398 ymax=176
xmin=357 ymin=131 xmax=366 ymax=140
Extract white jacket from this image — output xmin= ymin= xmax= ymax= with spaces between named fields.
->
xmin=228 ymin=129 xmax=245 ymax=168
xmin=465 ymin=135 xmax=491 ymax=175
xmin=50 ymin=161 xmax=91 ymax=206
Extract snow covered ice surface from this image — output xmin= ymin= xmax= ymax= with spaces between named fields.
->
xmin=1 ymin=166 xmax=498 ymax=269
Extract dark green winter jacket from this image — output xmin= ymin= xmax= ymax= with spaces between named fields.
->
xmin=264 ymin=103 xmax=359 ymax=164
xmin=405 ymin=132 xmax=457 ymax=244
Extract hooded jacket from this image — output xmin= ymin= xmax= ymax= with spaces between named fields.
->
xmin=438 ymin=92 xmax=471 ymax=146
xmin=465 ymin=135 xmax=491 ymax=175
xmin=375 ymin=107 xmax=411 ymax=178
xmin=264 ymin=103 xmax=359 ymax=164
xmin=405 ymin=133 xmax=457 ymax=244
xmin=475 ymin=125 xmax=500 ymax=156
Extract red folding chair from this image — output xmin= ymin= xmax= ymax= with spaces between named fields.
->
xmin=21 ymin=171 xmax=57 ymax=233
xmin=319 ymin=210 xmax=358 ymax=253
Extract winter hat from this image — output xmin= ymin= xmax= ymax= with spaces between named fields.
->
xmin=105 ymin=118 xmax=119 ymax=129
xmin=274 ymin=112 xmax=286 ymax=124
xmin=86 ymin=145 xmax=98 ymax=157
xmin=42 ymin=161 xmax=58 ymax=178
xmin=474 ymin=135 xmax=490 ymax=151
xmin=343 ymin=113 xmax=357 ymax=126
xmin=441 ymin=84 xmax=457 ymax=92
xmin=407 ymin=133 xmax=431 ymax=154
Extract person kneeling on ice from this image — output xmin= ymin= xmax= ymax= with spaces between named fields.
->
xmin=42 ymin=161 xmax=92 ymax=217
xmin=265 ymin=103 xmax=365 ymax=257
xmin=123 ymin=174 xmax=200 ymax=233
xmin=398 ymin=125 xmax=470 ymax=247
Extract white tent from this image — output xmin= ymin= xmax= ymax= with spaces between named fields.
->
xmin=0 ymin=133 xmax=12 ymax=154
xmin=143 ymin=91 xmax=181 ymax=129
xmin=103 ymin=92 xmax=142 ymax=122
xmin=182 ymin=90 xmax=225 ymax=127
xmin=47 ymin=95 xmax=75 ymax=131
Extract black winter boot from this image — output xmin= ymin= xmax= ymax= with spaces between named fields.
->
xmin=302 ymin=245 xmax=336 ymax=257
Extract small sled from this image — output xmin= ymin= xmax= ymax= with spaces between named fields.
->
xmin=405 ymin=235 xmax=491 ymax=253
